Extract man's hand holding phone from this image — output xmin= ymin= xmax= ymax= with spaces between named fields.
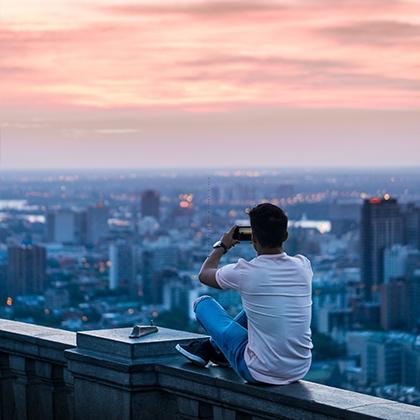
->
xmin=220 ymin=225 xmax=241 ymax=251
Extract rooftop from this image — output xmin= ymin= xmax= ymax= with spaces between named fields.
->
xmin=1 ymin=318 xmax=420 ymax=419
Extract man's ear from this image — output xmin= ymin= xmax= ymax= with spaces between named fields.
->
xmin=283 ymin=231 xmax=289 ymax=242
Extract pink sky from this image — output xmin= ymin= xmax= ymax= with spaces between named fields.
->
xmin=1 ymin=0 xmax=420 ymax=169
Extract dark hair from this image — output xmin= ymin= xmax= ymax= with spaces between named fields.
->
xmin=248 ymin=203 xmax=288 ymax=247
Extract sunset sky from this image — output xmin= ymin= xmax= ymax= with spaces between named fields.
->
xmin=1 ymin=0 xmax=420 ymax=169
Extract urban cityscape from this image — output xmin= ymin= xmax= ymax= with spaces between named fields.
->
xmin=2 ymin=0 xmax=420 ymax=417
xmin=0 ymin=167 xmax=419 ymax=407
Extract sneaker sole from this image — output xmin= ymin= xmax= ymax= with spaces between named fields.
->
xmin=175 ymin=344 xmax=208 ymax=367
xmin=209 ymin=359 xmax=230 ymax=367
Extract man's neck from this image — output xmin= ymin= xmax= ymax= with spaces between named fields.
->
xmin=257 ymin=247 xmax=284 ymax=256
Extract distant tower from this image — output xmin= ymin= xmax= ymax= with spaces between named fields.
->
xmin=141 ymin=190 xmax=160 ymax=220
xmin=86 ymin=204 xmax=109 ymax=244
xmin=46 ymin=208 xmax=86 ymax=244
xmin=361 ymin=196 xmax=403 ymax=301
xmin=404 ymin=203 xmax=420 ymax=249
xmin=109 ymin=241 xmax=136 ymax=291
xmin=7 ymin=243 xmax=47 ymax=296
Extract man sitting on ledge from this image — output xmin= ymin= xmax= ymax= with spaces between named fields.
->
xmin=176 ymin=203 xmax=313 ymax=385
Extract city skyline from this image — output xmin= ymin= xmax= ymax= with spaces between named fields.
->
xmin=1 ymin=0 xmax=420 ymax=168
xmin=0 ymin=170 xmax=419 ymax=405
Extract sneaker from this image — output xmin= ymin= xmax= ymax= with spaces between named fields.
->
xmin=209 ymin=347 xmax=230 ymax=367
xmin=175 ymin=339 xmax=213 ymax=367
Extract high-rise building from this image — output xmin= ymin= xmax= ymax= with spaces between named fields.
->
xmin=0 ymin=261 xmax=8 ymax=302
xmin=409 ymin=269 xmax=420 ymax=331
xmin=109 ymin=241 xmax=136 ymax=292
xmin=46 ymin=208 xmax=86 ymax=244
xmin=383 ymin=245 xmax=420 ymax=284
xmin=141 ymin=238 xmax=178 ymax=303
xmin=380 ymin=278 xmax=410 ymax=331
xmin=7 ymin=243 xmax=47 ymax=296
xmin=141 ymin=190 xmax=160 ymax=220
xmin=86 ymin=204 xmax=109 ymax=244
xmin=404 ymin=203 xmax=420 ymax=249
xmin=347 ymin=332 xmax=418 ymax=387
xmin=402 ymin=339 xmax=420 ymax=388
xmin=365 ymin=336 xmax=402 ymax=385
xmin=360 ymin=196 xmax=403 ymax=301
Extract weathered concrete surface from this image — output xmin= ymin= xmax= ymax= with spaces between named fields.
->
xmin=0 ymin=319 xmax=76 ymax=420
xmin=1 ymin=320 xmax=420 ymax=420
xmin=157 ymin=358 xmax=420 ymax=420
xmin=76 ymin=326 xmax=206 ymax=359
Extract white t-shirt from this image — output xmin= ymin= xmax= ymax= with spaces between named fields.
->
xmin=215 ymin=252 xmax=313 ymax=385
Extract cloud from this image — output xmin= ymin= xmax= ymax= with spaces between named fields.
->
xmin=320 ymin=20 xmax=420 ymax=45
xmin=0 ymin=24 xmax=127 ymax=54
xmin=174 ymin=67 xmax=420 ymax=93
xmin=100 ymin=1 xmax=287 ymax=17
xmin=2 ymin=1 xmax=420 ymax=111
xmin=0 ymin=65 xmax=34 ymax=75
xmin=180 ymin=54 xmax=354 ymax=72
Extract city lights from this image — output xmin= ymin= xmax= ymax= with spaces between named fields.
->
xmin=0 ymin=169 xmax=418 ymax=407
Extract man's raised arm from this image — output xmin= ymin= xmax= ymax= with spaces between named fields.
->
xmin=198 ymin=225 xmax=239 ymax=289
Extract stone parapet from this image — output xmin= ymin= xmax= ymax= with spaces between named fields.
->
xmin=1 ymin=320 xmax=420 ymax=420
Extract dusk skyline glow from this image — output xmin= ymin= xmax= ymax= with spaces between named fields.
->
xmin=1 ymin=0 xmax=420 ymax=169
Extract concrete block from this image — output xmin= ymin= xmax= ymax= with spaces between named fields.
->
xmin=76 ymin=327 xmax=207 ymax=360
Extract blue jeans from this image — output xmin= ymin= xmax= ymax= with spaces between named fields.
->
xmin=193 ymin=295 xmax=258 ymax=383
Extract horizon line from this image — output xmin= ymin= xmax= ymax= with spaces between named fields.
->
xmin=0 ymin=165 xmax=419 ymax=173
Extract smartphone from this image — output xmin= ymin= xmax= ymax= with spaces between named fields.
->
xmin=233 ymin=225 xmax=252 ymax=241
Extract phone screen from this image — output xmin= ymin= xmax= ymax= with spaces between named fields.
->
xmin=234 ymin=226 xmax=252 ymax=241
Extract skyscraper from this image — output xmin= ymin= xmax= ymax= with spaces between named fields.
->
xmin=109 ymin=241 xmax=136 ymax=292
xmin=380 ymin=278 xmax=410 ymax=331
xmin=46 ymin=208 xmax=86 ymax=244
xmin=7 ymin=243 xmax=47 ymax=296
xmin=404 ymin=203 xmax=420 ymax=249
xmin=361 ymin=196 xmax=403 ymax=301
xmin=141 ymin=190 xmax=160 ymax=220
xmin=409 ymin=270 xmax=420 ymax=330
xmin=141 ymin=237 xmax=178 ymax=303
xmin=86 ymin=204 xmax=109 ymax=244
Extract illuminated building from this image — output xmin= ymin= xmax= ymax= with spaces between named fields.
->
xmin=360 ymin=196 xmax=403 ymax=301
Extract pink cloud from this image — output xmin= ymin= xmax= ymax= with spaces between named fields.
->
xmin=319 ymin=20 xmax=420 ymax=45
xmin=1 ymin=0 xmax=420 ymax=112
xmin=100 ymin=1 xmax=287 ymax=17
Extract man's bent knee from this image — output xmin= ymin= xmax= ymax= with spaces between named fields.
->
xmin=193 ymin=295 xmax=214 ymax=313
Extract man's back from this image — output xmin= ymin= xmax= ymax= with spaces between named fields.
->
xmin=216 ymin=252 xmax=313 ymax=384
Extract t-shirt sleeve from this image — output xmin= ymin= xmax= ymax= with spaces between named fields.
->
xmin=215 ymin=262 xmax=242 ymax=290
xmin=295 ymin=254 xmax=313 ymax=275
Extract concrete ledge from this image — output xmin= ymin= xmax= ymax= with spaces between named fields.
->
xmin=156 ymin=358 xmax=420 ymax=420
xmin=0 ymin=319 xmax=76 ymax=420
xmin=1 ymin=320 xmax=420 ymax=419
xmin=0 ymin=319 xmax=76 ymax=363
